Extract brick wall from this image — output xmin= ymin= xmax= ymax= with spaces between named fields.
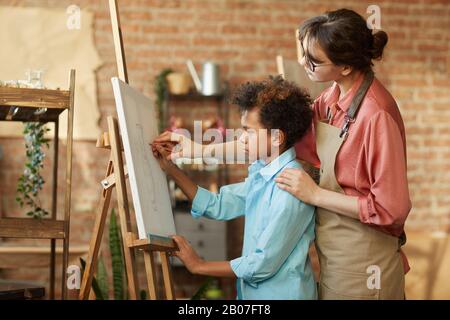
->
xmin=0 ymin=0 xmax=449 ymax=299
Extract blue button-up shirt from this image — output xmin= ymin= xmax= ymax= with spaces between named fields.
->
xmin=191 ymin=147 xmax=317 ymax=300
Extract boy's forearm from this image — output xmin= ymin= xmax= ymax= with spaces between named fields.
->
xmin=166 ymin=164 xmax=198 ymax=201
xmin=193 ymin=260 xmax=236 ymax=278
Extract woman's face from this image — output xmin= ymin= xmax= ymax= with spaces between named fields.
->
xmin=298 ymin=35 xmax=346 ymax=83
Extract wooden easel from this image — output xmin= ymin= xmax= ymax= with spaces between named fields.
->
xmin=79 ymin=0 xmax=177 ymax=300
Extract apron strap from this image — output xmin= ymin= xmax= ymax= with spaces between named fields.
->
xmin=339 ymin=70 xmax=375 ymax=138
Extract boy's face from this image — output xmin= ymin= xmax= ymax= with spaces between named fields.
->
xmin=239 ymin=108 xmax=282 ymax=163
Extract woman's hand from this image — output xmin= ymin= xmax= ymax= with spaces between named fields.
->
xmin=171 ymin=235 xmax=203 ymax=274
xmin=275 ymin=167 xmax=322 ymax=206
xmin=153 ymin=131 xmax=203 ymax=160
xmin=276 ymin=167 xmax=361 ymax=219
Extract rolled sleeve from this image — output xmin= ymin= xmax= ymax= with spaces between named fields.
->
xmin=358 ymin=196 xmax=375 ymax=224
xmin=191 ymin=187 xmax=213 ymax=219
xmin=357 ymin=111 xmax=412 ymax=230
xmin=190 ymin=182 xmax=247 ymax=221
xmin=230 ymin=256 xmax=258 ymax=288
xmin=230 ymin=189 xmax=315 ymax=287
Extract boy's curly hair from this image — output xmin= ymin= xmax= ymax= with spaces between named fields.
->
xmin=230 ymin=76 xmax=313 ymax=148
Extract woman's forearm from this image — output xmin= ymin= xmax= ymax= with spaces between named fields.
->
xmin=315 ymin=188 xmax=360 ymax=220
xmin=203 ymin=140 xmax=245 ymax=163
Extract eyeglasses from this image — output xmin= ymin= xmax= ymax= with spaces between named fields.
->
xmin=305 ymin=59 xmax=333 ymax=73
xmin=299 ymin=42 xmax=333 ymax=72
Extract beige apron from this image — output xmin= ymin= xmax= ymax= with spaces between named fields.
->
xmin=315 ymin=71 xmax=405 ymax=300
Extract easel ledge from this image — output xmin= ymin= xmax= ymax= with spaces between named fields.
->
xmin=126 ymin=233 xmax=177 ymax=252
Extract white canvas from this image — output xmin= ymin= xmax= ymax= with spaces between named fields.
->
xmin=111 ymin=77 xmax=176 ymax=241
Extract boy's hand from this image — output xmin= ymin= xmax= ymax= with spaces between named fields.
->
xmin=153 ymin=131 xmax=203 ymax=160
xmin=150 ymin=142 xmax=177 ymax=174
xmin=171 ymin=235 xmax=203 ymax=274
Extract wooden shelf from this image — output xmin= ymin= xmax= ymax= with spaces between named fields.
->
xmin=0 ymin=280 xmax=45 ymax=300
xmin=0 ymin=245 xmax=89 ymax=269
xmin=0 ymin=106 xmax=65 ymax=122
xmin=0 ymin=86 xmax=70 ymax=122
xmin=0 ymin=245 xmax=88 ymax=254
xmin=0 ymin=87 xmax=70 ymax=109
xmin=0 ymin=218 xmax=65 ymax=239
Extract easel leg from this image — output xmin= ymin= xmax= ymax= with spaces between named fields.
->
xmin=143 ymin=251 xmax=158 ymax=300
xmin=160 ymin=252 xmax=175 ymax=300
xmin=79 ymin=160 xmax=114 ymax=300
xmin=108 ymin=117 xmax=139 ymax=300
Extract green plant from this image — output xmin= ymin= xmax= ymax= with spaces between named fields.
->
xmin=109 ymin=209 xmax=125 ymax=300
xmin=16 ymin=122 xmax=50 ymax=219
xmin=191 ymin=277 xmax=214 ymax=300
xmin=154 ymin=68 xmax=173 ymax=133
xmin=80 ymin=209 xmax=147 ymax=300
xmin=97 ymin=257 xmax=109 ymax=299
xmin=79 ymin=257 xmax=106 ymax=300
xmin=204 ymin=279 xmax=224 ymax=299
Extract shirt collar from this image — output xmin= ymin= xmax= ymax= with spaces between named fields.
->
xmin=323 ymin=72 xmax=365 ymax=113
xmin=249 ymin=147 xmax=296 ymax=182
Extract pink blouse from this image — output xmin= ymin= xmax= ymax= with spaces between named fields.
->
xmin=296 ymin=73 xmax=412 ymax=272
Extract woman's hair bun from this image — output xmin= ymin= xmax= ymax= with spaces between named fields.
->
xmin=371 ymin=30 xmax=388 ymax=60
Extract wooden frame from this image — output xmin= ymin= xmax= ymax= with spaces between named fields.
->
xmin=0 ymin=70 xmax=76 ymax=300
xmin=79 ymin=117 xmax=177 ymax=300
xmin=79 ymin=0 xmax=176 ymax=300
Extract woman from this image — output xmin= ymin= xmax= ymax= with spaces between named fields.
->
xmin=274 ymin=9 xmax=411 ymax=300
xmin=153 ymin=9 xmax=411 ymax=300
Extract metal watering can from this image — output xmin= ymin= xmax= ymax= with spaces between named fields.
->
xmin=186 ymin=60 xmax=222 ymax=96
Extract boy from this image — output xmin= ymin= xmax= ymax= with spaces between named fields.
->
xmin=152 ymin=76 xmax=316 ymax=300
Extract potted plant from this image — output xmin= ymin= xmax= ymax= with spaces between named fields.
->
xmin=16 ymin=122 xmax=50 ymax=219
xmin=154 ymin=68 xmax=173 ymax=133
